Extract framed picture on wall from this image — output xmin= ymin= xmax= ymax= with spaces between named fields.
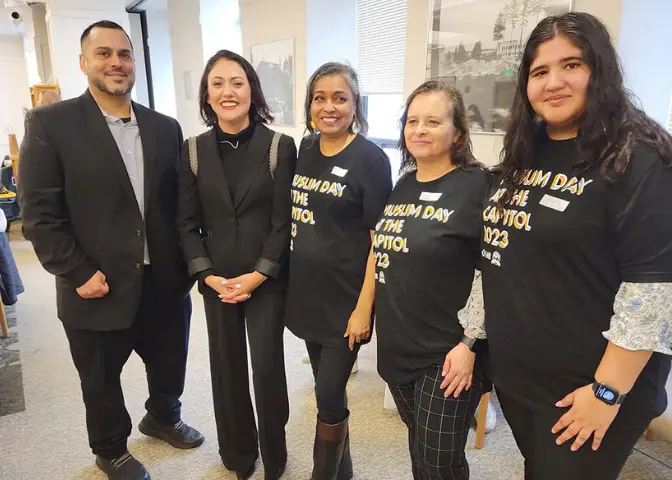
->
xmin=250 ymin=38 xmax=295 ymax=127
xmin=425 ymin=0 xmax=573 ymax=134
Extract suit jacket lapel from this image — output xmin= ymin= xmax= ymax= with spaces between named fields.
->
xmin=201 ymin=128 xmax=236 ymax=213
xmin=235 ymin=124 xmax=273 ymax=209
xmin=133 ymin=103 xmax=156 ymax=216
xmin=79 ymin=90 xmax=139 ymax=214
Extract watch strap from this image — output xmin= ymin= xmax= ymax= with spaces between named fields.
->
xmin=592 ymin=381 xmax=626 ymax=405
xmin=460 ymin=335 xmax=476 ymax=351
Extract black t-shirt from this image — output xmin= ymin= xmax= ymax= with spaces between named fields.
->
xmin=375 ymin=167 xmax=490 ymax=386
xmin=482 ymin=134 xmax=672 ymax=414
xmin=285 ymin=134 xmax=392 ymax=346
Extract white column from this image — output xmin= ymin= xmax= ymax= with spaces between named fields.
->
xmin=127 ymin=13 xmax=149 ymax=107
xmin=30 ymin=4 xmax=54 ymax=84
xmin=20 ymin=6 xmax=42 ymax=86
xmin=0 ymin=36 xmax=32 ymax=155
xmin=200 ymin=0 xmax=243 ymax=62
xmin=145 ymin=6 xmax=177 ymax=119
xmin=45 ymin=0 xmax=130 ymax=100
xmin=167 ymin=0 xmax=206 ymax=138
xmin=306 ymin=0 xmax=356 ymax=74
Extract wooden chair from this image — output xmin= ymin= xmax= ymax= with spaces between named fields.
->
xmin=475 ymin=392 xmax=491 ymax=449
xmin=0 ymin=303 xmax=8 ymax=338
xmin=8 ymin=132 xmax=19 ymax=185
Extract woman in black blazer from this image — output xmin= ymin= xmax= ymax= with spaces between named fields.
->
xmin=177 ymin=50 xmax=297 ymax=480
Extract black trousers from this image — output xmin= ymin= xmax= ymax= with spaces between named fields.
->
xmin=203 ymin=292 xmax=289 ymax=473
xmin=306 ymin=340 xmax=359 ymax=424
xmin=390 ymin=366 xmax=484 ymax=480
xmin=497 ymin=388 xmax=655 ymax=480
xmin=64 ymin=268 xmax=191 ymax=459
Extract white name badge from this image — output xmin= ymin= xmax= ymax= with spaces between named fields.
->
xmin=419 ymin=191 xmax=442 ymax=202
xmin=539 ymin=194 xmax=569 ymax=212
xmin=331 ymin=166 xmax=348 ymax=177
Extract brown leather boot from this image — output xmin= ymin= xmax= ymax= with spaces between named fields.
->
xmin=311 ymin=413 xmax=349 ymax=480
xmin=337 ymin=429 xmax=353 ymax=480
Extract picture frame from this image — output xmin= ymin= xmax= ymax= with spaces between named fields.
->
xmin=425 ymin=0 xmax=573 ymax=134
xmin=250 ymin=38 xmax=296 ymax=127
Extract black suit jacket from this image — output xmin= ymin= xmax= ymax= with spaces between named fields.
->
xmin=177 ymin=123 xmax=297 ymax=297
xmin=19 ymin=90 xmax=192 ymax=330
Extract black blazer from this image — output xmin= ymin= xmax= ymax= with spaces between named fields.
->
xmin=177 ymin=123 xmax=297 ymax=296
xmin=19 ymin=90 xmax=192 ymax=331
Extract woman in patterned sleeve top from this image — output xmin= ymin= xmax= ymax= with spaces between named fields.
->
xmin=479 ymin=12 xmax=672 ymax=480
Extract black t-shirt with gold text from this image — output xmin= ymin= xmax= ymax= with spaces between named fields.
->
xmin=482 ymin=135 xmax=672 ymax=415
xmin=285 ymin=135 xmax=392 ymax=346
xmin=375 ymin=166 xmax=489 ymax=386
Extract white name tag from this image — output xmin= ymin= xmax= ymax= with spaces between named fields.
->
xmin=539 ymin=194 xmax=569 ymax=212
xmin=331 ymin=166 xmax=348 ymax=177
xmin=419 ymin=191 xmax=442 ymax=202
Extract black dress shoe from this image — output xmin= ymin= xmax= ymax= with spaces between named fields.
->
xmin=138 ymin=413 xmax=204 ymax=449
xmin=95 ymin=452 xmax=150 ymax=480
xmin=265 ymin=461 xmax=286 ymax=480
xmin=236 ymin=463 xmax=256 ymax=480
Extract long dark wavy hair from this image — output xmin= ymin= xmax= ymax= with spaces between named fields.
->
xmin=198 ymin=50 xmax=274 ymax=127
xmin=303 ymin=62 xmax=368 ymax=137
xmin=399 ymin=81 xmax=482 ymax=174
xmin=495 ymin=12 xmax=672 ymax=207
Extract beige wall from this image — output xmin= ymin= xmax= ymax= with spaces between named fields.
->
xmin=239 ymin=0 xmax=307 ymax=143
xmin=404 ymin=0 xmax=624 ymax=166
xmin=168 ymin=0 xmax=205 ymax=138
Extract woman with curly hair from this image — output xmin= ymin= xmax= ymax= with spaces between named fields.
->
xmin=478 ymin=12 xmax=672 ymax=479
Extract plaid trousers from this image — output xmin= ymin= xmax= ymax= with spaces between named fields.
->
xmin=389 ymin=366 xmax=484 ymax=480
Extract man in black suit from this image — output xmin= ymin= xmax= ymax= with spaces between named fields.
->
xmin=19 ymin=21 xmax=203 ymax=480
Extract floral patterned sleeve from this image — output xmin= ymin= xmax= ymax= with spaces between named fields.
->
xmin=602 ymin=282 xmax=672 ymax=354
xmin=458 ymin=271 xmax=486 ymax=339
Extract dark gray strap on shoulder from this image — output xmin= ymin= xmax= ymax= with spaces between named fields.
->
xmin=269 ymin=132 xmax=282 ymax=180
xmin=188 ymin=136 xmax=198 ymax=177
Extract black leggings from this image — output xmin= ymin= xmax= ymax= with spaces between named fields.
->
xmin=306 ymin=340 xmax=359 ymax=424
xmin=497 ymin=389 xmax=654 ymax=480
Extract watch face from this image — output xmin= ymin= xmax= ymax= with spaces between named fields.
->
xmin=595 ymin=384 xmax=618 ymax=405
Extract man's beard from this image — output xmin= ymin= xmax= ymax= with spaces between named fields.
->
xmin=92 ymin=74 xmax=135 ymax=97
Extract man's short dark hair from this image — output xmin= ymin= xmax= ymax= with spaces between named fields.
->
xmin=80 ymin=20 xmax=132 ymax=49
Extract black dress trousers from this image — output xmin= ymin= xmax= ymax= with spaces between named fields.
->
xmin=63 ymin=267 xmax=192 ymax=459
xmin=203 ymin=291 xmax=289 ymax=473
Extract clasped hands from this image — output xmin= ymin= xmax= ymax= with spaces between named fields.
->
xmin=205 ymin=271 xmax=267 ymax=303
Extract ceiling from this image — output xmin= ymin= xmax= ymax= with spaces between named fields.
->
xmin=127 ymin=0 xmax=167 ymax=11
xmin=0 ymin=6 xmax=26 ymax=36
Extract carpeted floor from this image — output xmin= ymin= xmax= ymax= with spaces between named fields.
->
xmin=0 ymin=303 xmax=24 ymax=418
xmin=0 ymin=230 xmax=671 ymax=480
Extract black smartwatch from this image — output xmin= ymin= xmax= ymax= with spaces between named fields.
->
xmin=592 ymin=381 xmax=626 ymax=406
xmin=460 ymin=335 xmax=476 ymax=351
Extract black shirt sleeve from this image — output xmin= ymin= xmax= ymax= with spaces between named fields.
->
xmin=361 ymin=149 xmax=393 ymax=229
xmin=255 ymin=134 xmax=298 ymax=278
xmin=610 ymin=145 xmax=672 ymax=283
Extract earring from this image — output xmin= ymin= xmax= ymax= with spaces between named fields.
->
xmin=310 ymin=120 xmax=317 ymax=130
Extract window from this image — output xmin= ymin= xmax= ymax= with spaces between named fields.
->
xmin=356 ymin=0 xmax=407 ymax=95
xmin=356 ymin=0 xmax=408 ymax=182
